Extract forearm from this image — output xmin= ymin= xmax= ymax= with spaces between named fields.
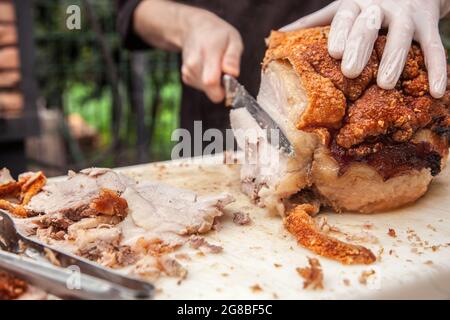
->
xmin=133 ymin=0 xmax=202 ymax=51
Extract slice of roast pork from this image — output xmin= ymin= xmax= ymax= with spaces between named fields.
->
xmin=120 ymin=182 xmax=234 ymax=244
xmin=21 ymin=168 xmax=234 ymax=267
xmin=26 ymin=168 xmax=134 ymax=219
xmin=230 ymin=61 xmax=319 ymax=216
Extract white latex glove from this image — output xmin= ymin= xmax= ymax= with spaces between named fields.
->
xmin=281 ymin=0 xmax=450 ymax=98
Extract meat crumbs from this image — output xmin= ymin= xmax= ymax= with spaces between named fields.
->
xmin=232 ymin=211 xmax=252 ymax=225
xmin=296 ymin=257 xmax=324 ymax=290
xmin=359 ymin=270 xmax=376 ymax=285
xmin=388 ymin=228 xmax=397 ymax=238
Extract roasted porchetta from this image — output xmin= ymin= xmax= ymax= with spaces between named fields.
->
xmin=231 ymin=27 xmax=450 ymax=264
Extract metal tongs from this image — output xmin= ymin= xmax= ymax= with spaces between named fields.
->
xmin=0 ymin=209 xmax=154 ymax=300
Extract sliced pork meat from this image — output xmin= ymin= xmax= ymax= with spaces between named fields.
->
xmin=231 ymin=61 xmax=318 ymax=215
xmin=26 ymin=168 xmax=133 ymax=219
xmin=231 ymin=26 xmax=450 ymax=216
xmin=6 ymin=167 xmax=234 ymax=270
xmin=123 ymin=181 xmax=234 ymax=239
xmin=1 ymin=166 xmax=234 ymax=285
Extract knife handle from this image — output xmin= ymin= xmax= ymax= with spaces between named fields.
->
xmin=222 ymin=74 xmax=237 ymax=107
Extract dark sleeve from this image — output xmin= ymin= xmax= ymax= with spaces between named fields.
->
xmin=117 ymin=0 xmax=151 ymax=50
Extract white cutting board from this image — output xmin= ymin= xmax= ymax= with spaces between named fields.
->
xmin=115 ymin=154 xmax=450 ymax=299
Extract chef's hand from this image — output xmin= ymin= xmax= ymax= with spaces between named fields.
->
xmin=180 ymin=10 xmax=243 ymax=103
xmin=281 ymin=0 xmax=450 ymax=98
xmin=134 ymin=0 xmax=243 ymax=103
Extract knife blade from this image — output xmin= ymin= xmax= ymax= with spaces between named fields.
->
xmin=223 ymin=74 xmax=294 ymax=156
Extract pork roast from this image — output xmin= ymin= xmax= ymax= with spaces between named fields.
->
xmin=231 ymin=27 xmax=450 ymax=215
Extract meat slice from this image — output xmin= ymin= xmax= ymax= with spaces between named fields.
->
xmin=2 ymin=166 xmax=234 ymax=284
xmin=26 ymin=168 xmax=132 ymax=219
xmin=231 ymin=26 xmax=450 ymax=215
xmin=230 ymin=61 xmax=319 ymax=215
xmin=123 ymin=181 xmax=234 ymax=237
xmin=18 ymin=168 xmax=234 ymax=269
xmin=21 ymin=168 xmax=131 ymax=246
xmin=74 ymin=227 xmax=137 ymax=268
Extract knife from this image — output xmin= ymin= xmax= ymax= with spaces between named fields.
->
xmin=223 ymin=74 xmax=295 ymax=156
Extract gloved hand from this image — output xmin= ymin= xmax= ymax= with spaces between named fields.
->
xmin=134 ymin=0 xmax=243 ymax=103
xmin=281 ymin=0 xmax=450 ymax=98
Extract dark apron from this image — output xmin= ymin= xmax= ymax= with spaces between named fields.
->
xmin=176 ymin=0 xmax=333 ymax=137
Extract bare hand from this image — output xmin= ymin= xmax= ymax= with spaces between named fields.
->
xmin=134 ymin=1 xmax=243 ymax=103
xmin=180 ymin=10 xmax=243 ymax=103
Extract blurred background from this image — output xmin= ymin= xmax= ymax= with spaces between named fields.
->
xmin=1 ymin=0 xmax=450 ymax=177
xmin=1 ymin=0 xmax=180 ymax=176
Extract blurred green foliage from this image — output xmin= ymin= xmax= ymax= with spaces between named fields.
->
xmin=34 ymin=0 xmax=181 ymax=165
